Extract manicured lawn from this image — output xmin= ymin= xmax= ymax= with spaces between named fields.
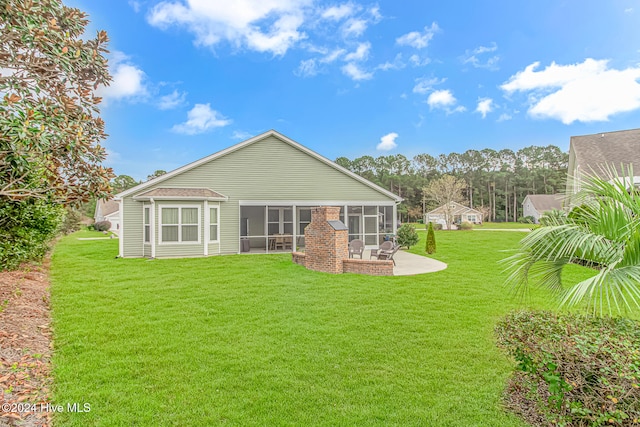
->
xmin=50 ymin=231 xmax=594 ymax=426
xmin=473 ymin=222 xmax=534 ymax=229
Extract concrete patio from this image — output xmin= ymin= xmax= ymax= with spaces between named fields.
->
xmin=389 ymin=250 xmax=448 ymax=276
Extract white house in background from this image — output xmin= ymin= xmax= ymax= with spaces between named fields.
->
xmin=566 ymin=129 xmax=640 ymax=206
xmin=424 ymin=201 xmax=483 ymax=230
xmin=522 ymin=194 xmax=563 ymax=223
xmin=94 ymin=199 xmax=120 ymax=233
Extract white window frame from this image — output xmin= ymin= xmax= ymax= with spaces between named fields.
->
xmin=209 ymin=205 xmax=220 ymax=243
xmin=158 ymin=204 xmax=201 ymax=245
xmin=143 ymin=206 xmax=151 ymax=244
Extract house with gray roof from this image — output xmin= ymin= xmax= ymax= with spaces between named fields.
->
xmin=522 ymin=194 xmax=563 ymax=223
xmin=566 ymin=129 xmax=640 ymax=205
xmin=94 ymin=199 xmax=120 ymax=233
xmin=115 ymin=130 xmax=402 ymax=258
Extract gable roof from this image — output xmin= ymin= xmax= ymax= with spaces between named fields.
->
xmin=133 ymin=188 xmax=228 ymax=201
xmin=570 ymin=128 xmax=640 ymax=174
xmin=523 ymin=194 xmax=563 ymax=212
xmin=96 ymin=199 xmax=119 ymax=217
xmin=116 ymin=130 xmax=402 ymax=202
xmin=426 ymin=201 xmax=482 ymax=216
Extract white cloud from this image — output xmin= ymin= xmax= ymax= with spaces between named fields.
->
xmin=344 ymin=42 xmax=370 ymax=62
xmin=427 ymin=89 xmax=466 ymax=113
xmin=232 ymin=130 xmax=253 ymax=140
xmin=377 ymin=132 xmax=398 ymax=151
xmin=342 ymin=18 xmax=368 ymax=37
xmin=296 ymin=58 xmax=318 ymax=77
xmin=412 ymin=76 xmax=446 ymax=94
xmin=129 ymin=1 xmax=142 ymax=13
xmin=158 ymin=89 xmax=187 ymax=110
xmin=396 ymin=23 xmax=439 ymax=49
xmin=321 ymin=3 xmax=355 ymax=21
xmin=625 ymin=7 xmax=633 ymax=14
xmin=172 ymin=103 xmax=231 ymax=135
xmin=462 ymin=42 xmax=499 ymax=70
xmin=96 ymin=52 xmax=147 ymax=102
xmin=148 ymin=0 xmax=310 ymax=56
xmin=497 ymin=113 xmax=512 ymax=122
xmin=409 ymin=54 xmax=430 ymax=67
xmin=341 ymin=62 xmax=373 ymax=80
xmin=475 ymin=98 xmax=494 ymax=118
xmin=501 ymin=58 xmax=640 ymax=124
xmin=321 ymin=48 xmax=346 ymax=63
xmin=375 ymin=53 xmax=405 ymax=71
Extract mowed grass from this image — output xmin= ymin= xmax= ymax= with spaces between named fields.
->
xmin=50 ymin=230 xmax=594 ymax=426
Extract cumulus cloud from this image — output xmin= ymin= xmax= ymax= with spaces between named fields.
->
xmin=148 ymin=0 xmax=310 ymax=56
xmin=158 ymin=89 xmax=187 ymax=110
xmin=375 ymin=53 xmax=405 ymax=71
xmin=501 ymin=58 xmax=640 ymax=124
xmin=344 ymin=42 xmax=370 ymax=62
xmin=172 ymin=103 xmax=231 ymax=135
xmin=341 ymin=62 xmax=373 ymax=80
xmin=377 ymin=132 xmax=398 ymax=151
xmin=321 ymin=3 xmax=355 ymax=21
xmin=427 ymin=89 xmax=466 ymax=113
xmin=475 ymin=98 xmax=494 ymax=118
xmin=412 ymin=76 xmax=446 ymax=94
xmin=409 ymin=54 xmax=430 ymax=67
xmin=295 ymin=58 xmax=319 ymax=77
xmin=97 ymin=51 xmax=147 ymax=102
xmin=232 ymin=130 xmax=253 ymax=140
xmin=497 ymin=113 xmax=512 ymax=122
xmin=396 ymin=23 xmax=439 ymax=49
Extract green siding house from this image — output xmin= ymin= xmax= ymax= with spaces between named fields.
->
xmin=116 ymin=130 xmax=402 ymax=258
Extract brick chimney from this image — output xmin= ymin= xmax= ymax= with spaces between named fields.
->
xmin=303 ymin=206 xmax=348 ymax=274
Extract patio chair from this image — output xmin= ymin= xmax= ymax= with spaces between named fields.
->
xmin=348 ymin=239 xmax=365 ymax=259
xmin=377 ymin=244 xmax=400 ymax=266
xmin=370 ymin=240 xmax=394 ymax=260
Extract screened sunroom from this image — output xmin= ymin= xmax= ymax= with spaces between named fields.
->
xmin=239 ymin=203 xmax=396 ymax=253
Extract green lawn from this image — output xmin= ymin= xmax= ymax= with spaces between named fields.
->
xmin=473 ymin=222 xmax=534 ymax=229
xmin=50 ymin=230 xmax=594 ymax=426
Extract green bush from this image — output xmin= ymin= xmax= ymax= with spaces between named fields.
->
xmin=93 ymin=221 xmax=111 ymax=232
xmin=459 ymin=221 xmax=473 ymax=230
xmin=60 ymin=208 xmax=83 ymax=235
xmin=0 ymin=199 xmax=64 ymax=270
xmin=495 ymin=310 xmax=640 ymax=427
xmin=396 ymin=224 xmax=419 ymax=249
xmin=517 ymin=215 xmax=536 ymax=224
xmin=425 ymin=222 xmax=436 ymax=254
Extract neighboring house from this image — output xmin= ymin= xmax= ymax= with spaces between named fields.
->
xmin=566 ymin=128 xmax=640 ymax=206
xmin=424 ymin=201 xmax=483 ymax=230
xmin=522 ymin=194 xmax=563 ymax=223
xmin=94 ymin=199 xmax=120 ymax=233
xmin=115 ymin=130 xmax=403 ymax=258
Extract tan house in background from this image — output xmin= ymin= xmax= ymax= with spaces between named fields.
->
xmin=522 ymin=194 xmax=563 ymax=223
xmin=424 ymin=201 xmax=483 ymax=230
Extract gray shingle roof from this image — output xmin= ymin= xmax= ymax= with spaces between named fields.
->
xmin=134 ymin=188 xmax=227 ymax=200
xmin=97 ymin=199 xmax=119 ymax=216
xmin=571 ymin=128 xmax=640 ymax=175
xmin=525 ymin=194 xmax=563 ymax=212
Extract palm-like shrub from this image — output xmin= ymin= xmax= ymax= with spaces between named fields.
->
xmin=504 ymin=166 xmax=640 ymax=315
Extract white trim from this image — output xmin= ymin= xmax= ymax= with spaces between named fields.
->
xmin=118 ymin=201 xmax=124 ymax=257
xmin=208 ymin=204 xmax=220 ymax=243
xmin=115 ymin=130 xmax=402 ymax=202
xmin=158 ymin=204 xmax=202 ymax=245
xmin=143 ymin=205 xmax=151 ymax=245
xmin=239 ymin=200 xmax=395 ymax=206
xmin=203 ymin=200 xmax=209 ymax=256
xmin=150 ymin=199 xmax=156 ymax=258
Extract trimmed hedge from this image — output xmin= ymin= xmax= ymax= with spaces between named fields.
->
xmin=93 ymin=221 xmax=111 ymax=232
xmin=496 ymin=310 xmax=640 ymax=426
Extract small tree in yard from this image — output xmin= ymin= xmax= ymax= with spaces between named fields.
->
xmin=425 ymin=222 xmax=436 ymax=254
xmin=396 ymin=223 xmax=419 ymax=249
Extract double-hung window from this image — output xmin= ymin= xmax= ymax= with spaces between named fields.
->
xmin=160 ymin=206 xmax=200 ymax=243
xmin=143 ymin=206 xmax=150 ymax=243
xmin=209 ymin=207 xmax=219 ymax=242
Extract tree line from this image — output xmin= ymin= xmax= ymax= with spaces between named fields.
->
xmin=335 ymin=145 xmax=568 ymax=222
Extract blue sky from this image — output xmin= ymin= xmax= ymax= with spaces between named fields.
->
xmin=70 ymin=0 xmax=640 ymax=180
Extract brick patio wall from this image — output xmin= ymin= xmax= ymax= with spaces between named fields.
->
xmin=342 ymin=258 xmax=394 ymax=276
